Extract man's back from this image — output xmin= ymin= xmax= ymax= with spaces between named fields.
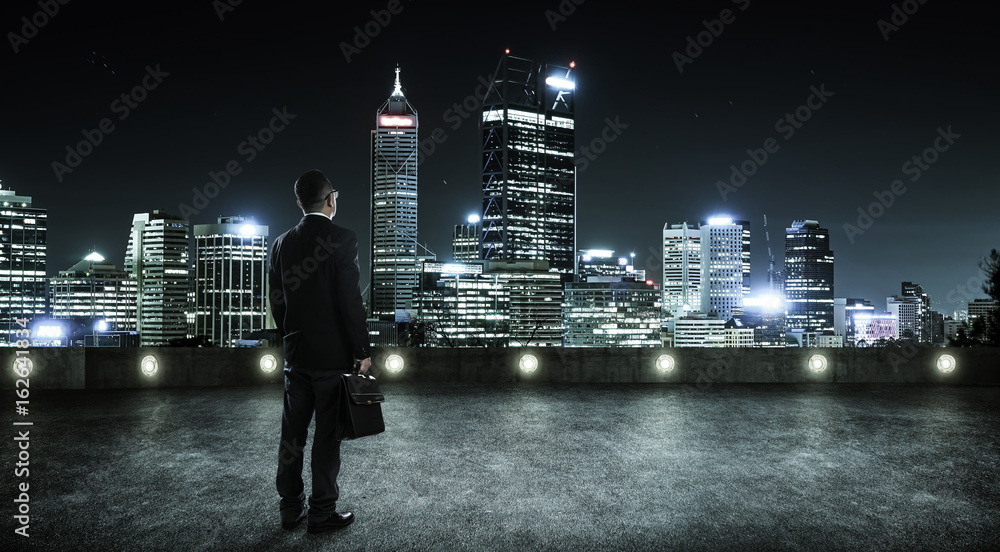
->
xmin=268 ymin=215 xmax=369 ymax=371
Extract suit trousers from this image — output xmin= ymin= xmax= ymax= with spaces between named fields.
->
xmin=276 ymin=366 xmax=345 ymax=522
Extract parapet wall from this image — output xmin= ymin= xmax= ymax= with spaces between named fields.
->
xmin=2 ymin=346 xmax=997 ymax=390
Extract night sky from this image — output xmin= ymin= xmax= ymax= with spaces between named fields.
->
xmin=2 ymin=0 xmax=997 ymax=314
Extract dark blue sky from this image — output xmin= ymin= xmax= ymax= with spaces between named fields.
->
xmin=2 ymin=0 xmax=997 ymax=313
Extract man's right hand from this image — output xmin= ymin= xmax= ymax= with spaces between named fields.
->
xmin=355 ymin=357 xmax=372 ymax=374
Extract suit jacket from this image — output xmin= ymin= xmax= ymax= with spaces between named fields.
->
xmin=268 ymin=214 xmax=370 ymax=371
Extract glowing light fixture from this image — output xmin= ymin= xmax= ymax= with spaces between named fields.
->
xmin=807 ymin=354 xmax=828 ymax=373
xmin=569 ymin=61 xmax=576 ymax=69
xmin=385 ymin=354 xmax=405 ymax=373
xmin=95 ymin=320 xmax=109 ymax=332
xmin=519 ymin=354 xmax=539 ymax=374
xmin=84 ymin=252 xmax=105 ymax=262
xmin=36 ymin=325 xmax=63 ymax=338
xmin=140 ymin=355 xmax=158 ymax=377
xmin=379 ymin=115 xmax=414 ymax=127
xmin=467 ymin=214 xmax=481 ymax=224
xmin=707 ymin=217 xmax=733 ymax=226
xmin=260 ymin=354 xmax=278 ymax=373
xmin=655 ymin=354 xmax=675 ymax=373
xmin=12 ymin=357 xmax=33 ymax=376
xmin=240 ymin=224 xmax=256 ymax=236
xmin=936 ymin=354 xmax=956 ymax=373
xmin=544 ymin=76 xmax=575 ymax=91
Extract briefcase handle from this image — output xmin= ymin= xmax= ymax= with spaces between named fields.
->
xmin=351 ymin=371 xmax=377 ymax=381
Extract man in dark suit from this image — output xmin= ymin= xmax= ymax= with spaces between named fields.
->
xmin=269 ymin=169 xmax=372 ymax=534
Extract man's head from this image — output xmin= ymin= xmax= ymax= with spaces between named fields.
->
xmin=294 ymin=169 xmax=338 ymax=217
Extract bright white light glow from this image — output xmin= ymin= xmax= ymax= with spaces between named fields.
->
xmin=36 ymin=325 xmax=62 ymax=338
xmin=385 ymin=354 xmax=405 ymax=373
xmin=655 ymin=354 xmax=675 ymax=373
xmin=545 ymin=76 xmax=575 ymax=90
xmin=260 ymin=354 xmax=278 ymax=373
xmin=96 ymin=320 xmax=109 ymax=332
xmin=707 ymin=217 xmax=733 ymax=226
xmin=808 ymin=354 xmax=828 ymax=373
xmin=582 ymin=249 xmax=614 ymax=258
xmin=519 ymin=354 xmax=539 ymax=373
xmin=140 ymin=355 xmax=158 ymax=377
xmin=467 ymin=214 xmax=480 ymax=224
xmin=12 ymin=357 xmax=33 ymax=376
xmin=936 ymin=354 xmax=956 ymax=373
xmin=240 ymin=224 xmax=256 ymax=236
xmin=379 ymin=116 xmax=414 ymax=127
xmin=84 ymin=252 xmax=105 ymax=262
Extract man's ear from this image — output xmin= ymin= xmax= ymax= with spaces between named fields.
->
xmin=296 ymin=199 xmax=303 ymax=210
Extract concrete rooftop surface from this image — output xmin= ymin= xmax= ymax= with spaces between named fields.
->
xmin=4 ymin=382 xmax=999 ymax=551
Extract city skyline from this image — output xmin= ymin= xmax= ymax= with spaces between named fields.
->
xmin=2 ymin=1 xmax=998 ymax=312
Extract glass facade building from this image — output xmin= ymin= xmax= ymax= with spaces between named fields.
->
xmin=662 ymin=222 xmax=701 ymax=318
xmin=0 ymin=187 xmax=47 ymax=345
xmin=50 ymin=252 xmax=137 ymax=331
xmin=563 ymin=280 xmax=661 ymax=347
xmin=784 ymin=220 xmax=834 ymax=332
xmin=481 ymin=53 xmax=576 ymax=275
xmin=700 ymin=218 xmax=750 ymax=320
xmin=193 ymin=216 xmax=268 ymax=346
xmin=124 ymin=210 xmax=190 ymax=346
xmin=370 ymin=67 xmax=420 ymax=320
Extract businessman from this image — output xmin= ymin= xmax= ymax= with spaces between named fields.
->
xmin=269 ymin=169 xmax=372 ymax=534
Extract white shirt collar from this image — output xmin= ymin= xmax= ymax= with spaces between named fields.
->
xmin=305 ymin=211 xmax=333 ymax=220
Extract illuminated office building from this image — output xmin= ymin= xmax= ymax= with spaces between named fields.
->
xmin=0 ymin=186 xmax=47 ymax=345
xmin=901 ymin=281 xmax=932 ymax=343
xmin=854 ymin=314 xmax=898 ymax=346
xmin=887 ymin=295 xmax=922 ymax=341
xmin=784 ymin=220 xmax=834 ymax=332
xmin=481 ymin=52 xmax=576 ymax=275
xmin=453 ymin=215 xmax=481 ymax=263
xmin=577 ymin=249 xmax=644 ymax=283
xmin=370 ymin=67 xmax=421 ymax=320
xmin=193 ymin=216 xmax=268 ymax=346
xmin=416 ymin=260 xmax=562 ymax=347
xmin=124 ymin=210 xmax=189 ymax=346
xmin=662 ymin=222 xmax=701 ymax=318
xmin=699 ymin=217 xmax=750 ymax=320
xmin=834 ymin=298 xmax=874 ymax=347
xmin=563 ymin=280 xmax=661 ymax=347
xmin=50 ymin=252 xmax=137 ymax=331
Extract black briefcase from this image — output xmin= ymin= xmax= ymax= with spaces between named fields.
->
xmin=338 ymin=372 xmax=385 ymax=440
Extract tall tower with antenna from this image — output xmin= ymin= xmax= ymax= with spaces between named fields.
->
xmin=370 ymin=66 xmax=421 ymax=321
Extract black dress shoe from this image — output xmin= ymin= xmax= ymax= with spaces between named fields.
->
xmin=307 ymin=511 xmax=355 ymax=534
xmin=281 ymin=510 xmax=307 ymax=530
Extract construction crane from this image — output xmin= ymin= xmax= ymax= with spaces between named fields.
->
xmin=764 ymin=214 xmax=776 ymax=292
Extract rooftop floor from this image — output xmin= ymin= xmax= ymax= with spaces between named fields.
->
xmin=7 ymin=382 xmax=999 ymax=551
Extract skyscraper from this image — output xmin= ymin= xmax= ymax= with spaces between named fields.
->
xmin=699 ymin=217 xmax=750 ymax=320
xmin=193 ymin=216 xmax=269 ymax=346
xmin=370 ymin=67 xmax=420 ymax=321
xmin=901 ymin=281 xmax=931 ymax=343
xmin=124 ymin=210 xmax=190 ymax=346
xmin=784 ymin=220 xmax=834 ymax=332
xmin=480 ymin=52 xmax=576 ymax=275
xmin=0 ymin=185 xmax=47 ymax=345
xmin=662 ymin=222 xmax=701 ymax=318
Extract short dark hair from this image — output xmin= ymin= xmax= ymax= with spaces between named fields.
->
xmin=294 ymin=169 xmax=332 ymax=212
